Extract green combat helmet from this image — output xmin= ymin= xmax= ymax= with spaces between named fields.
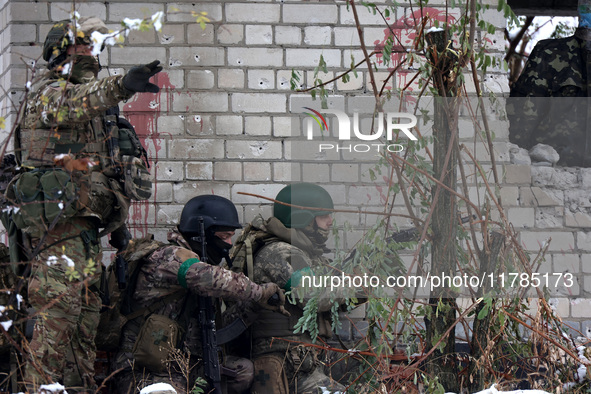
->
xmin=43 ymin=17 xmax=108 ymax=69
xmin=274 ymin=183 xmax=334 ymax=228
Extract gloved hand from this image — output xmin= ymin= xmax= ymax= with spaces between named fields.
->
xmin=122 ymin=60 xmax=163 ymax=93
xmin=257 ymin=283 xmax=290 ymax=317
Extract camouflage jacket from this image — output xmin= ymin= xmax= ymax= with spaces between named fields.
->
xmin=508 ymin=29 xmax=591 ymax=166
xmin=13 ymin=74 xmax=136 ymax=232
xmin=511 ymin=33 xmax=589 ymax=98
xmin=114 ymin=231 xmax=266 ymax=370
xmin=20 ymin=74 xmax=133 ymax=167
xmin=223 ymin=215 xmax=337 ymax=348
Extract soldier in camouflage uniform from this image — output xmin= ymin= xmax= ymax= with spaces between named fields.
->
xmin=114 ymin=195 xmax=286 ymax=393
xmin=225 ymin=183 xmax=346 ymax=394
xmin=9 ymin=17 xmax=162 ymax=390
xmin=508 ymin=0 xmax=591 ymax=166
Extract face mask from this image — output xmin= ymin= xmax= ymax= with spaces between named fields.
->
xmin=69 ymin=56 xmax=99 ymax=84
xmin=203 ymin=234 xmax=232 ymax=265
xmin=302 ymin=220 xmax=330 ymax=246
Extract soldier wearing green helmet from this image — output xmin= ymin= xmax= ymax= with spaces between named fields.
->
xmin=224 ymin=183 xmax=346 ymax=393
xmin=273 ymin=183 xmax=335 ymax=229
xmin=8 ymin=16 xmax=163 ymax=391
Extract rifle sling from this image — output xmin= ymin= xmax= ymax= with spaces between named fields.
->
xmin=245 ymin=238 xmax=254 ymax=281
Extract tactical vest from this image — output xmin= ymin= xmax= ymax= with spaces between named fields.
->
xmin=19 ymin=117 xmax=109 ymax=168
xmin=11 ymin=92 xmax=150 ymax=235
xmin=252 ymin=304 xmax=304 ymax=339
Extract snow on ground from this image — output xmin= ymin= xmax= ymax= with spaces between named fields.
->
xmin=447 ymin=384 xmax=551 ymax=394
xmin=139 ymin=383 xmax=177 ymax=394
xmin=37 ymin=383 xmax=67 ymax=393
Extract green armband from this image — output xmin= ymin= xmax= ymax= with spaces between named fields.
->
xmin=178 ymin=257 xmax=200 ymax=289
xmin=284 ymin=266 xmax=314 ymax=291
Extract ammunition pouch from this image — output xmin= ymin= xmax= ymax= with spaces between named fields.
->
xmin=122 ymin=155 xmax=151 ymax=201
xmin=6 ymin=167 xmax=127 ymax=235
xmin=132 ymin=313 xmax=183 ymax=372
xmin=7 ymin=169 xmax=82 ymax=234
xmin=102 ymin=114 xmax=152 ymax=202
xmin=85 ymin=171 xmax=116 ymax=222
xmin=40 ymin=170 xmax=81 ymax=224
xmin=118 ymin=123 xmax=145 ymax=157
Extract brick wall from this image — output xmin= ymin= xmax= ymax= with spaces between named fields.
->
xmin=2 ymin=0 xmax=589 ymax=328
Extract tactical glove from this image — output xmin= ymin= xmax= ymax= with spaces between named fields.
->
xmin=122 ymin=60 xmax=162 ymax=93
xmin=257 ymin=283 xmax=290 ymax=317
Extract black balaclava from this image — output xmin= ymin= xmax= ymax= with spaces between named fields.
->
xmin=187 ymin=226 xmax=235 ymax=266
xmin=205 ymin=226 xmax=235 ymax=265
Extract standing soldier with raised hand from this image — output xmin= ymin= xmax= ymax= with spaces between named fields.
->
xmin=6 ymin=16 xmax=162 ymax=391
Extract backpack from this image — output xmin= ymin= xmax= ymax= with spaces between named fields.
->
xmin=228 ymin=218 xmax=278 ymax=280
xmin=95 ymin=235 xmax=164 ymax=352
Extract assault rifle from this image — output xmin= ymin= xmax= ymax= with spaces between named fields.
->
xmin=197 ymin=217 xmax=224 ymax=394
xmin=196 ymin=219 xmax=250 ymax=392
xmin=345 ymin=213 xmax=474 ymax=263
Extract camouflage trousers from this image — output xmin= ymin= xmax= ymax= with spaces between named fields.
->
xmin=251 ymin=336 xmax=346 ymax=394
xmin=115 ymin=355 xmax=254 ymax=394
xmin=23 ymin=218 xmax=102 ymax=391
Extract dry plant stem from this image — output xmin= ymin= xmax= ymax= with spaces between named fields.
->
xmin=381 ymin=163 xmax=399 ymax=232
xmin=236 ymin=192 xmax=423 ymax=223
xmin=458 ymin=163 xmax=546 ymax=310
xmin=506 ymin=226 xmax=551 ymax=303
xmin=505 ymin=16 xmax=534 ymax=63
xmin=388 ymin=150 xmax=483 ymax=282
xmin=95 ymin=367 xmax=126 ymax=393
xmin=379 ymin=60 xmax=407 ymax=97
xmin=460 ymin=146 xmax=508 ymax=227
xmin=389 ymin=154 xmax=422 ymax=230
xmin=469 ymin=56 xmax=501 ymax=195
xmin=409 ymin=299 xmax=481 ymax=370
xmin=505 ymin=311 xmax=582 ymax=363
xmin=0 ymin=325 xmax=49 ymax=383
xmin=274 ymin=336 xmax=399 ymax=359
xmin=297 ymin=51 xmax=379 ymax=93
xmin=1 ymin=90 xmax=27 ymax=164
xmin=457 ymin=153 xmax=481 ymax=255
xmin=459 ymin=0 xmax=477 ymax=67
xmin=374 ymin=5 xmax=408 ymax=51
xmin=505 ymin=233 xmax=561 ymax=338
xmin=390 ymin=154 xmax=481 ymax=216
xmin=348 ymin=0 xmax=383 ymax=112
xmin=412 ymin=69 xmax=435 ymax=115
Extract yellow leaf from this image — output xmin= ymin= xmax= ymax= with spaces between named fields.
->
xmin=0 ymin=117 xmax=5 ymax=130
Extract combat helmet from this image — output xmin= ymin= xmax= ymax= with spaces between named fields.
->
xmin=43 ymin=17 xmax=108 ymax=68
xmin=178 ymin=195 xmax=242 ymax=236
xmin=178 ymin=195 xmax=242 ymax=261
xmin=274 ymin=183 xmax=334 ymax=229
